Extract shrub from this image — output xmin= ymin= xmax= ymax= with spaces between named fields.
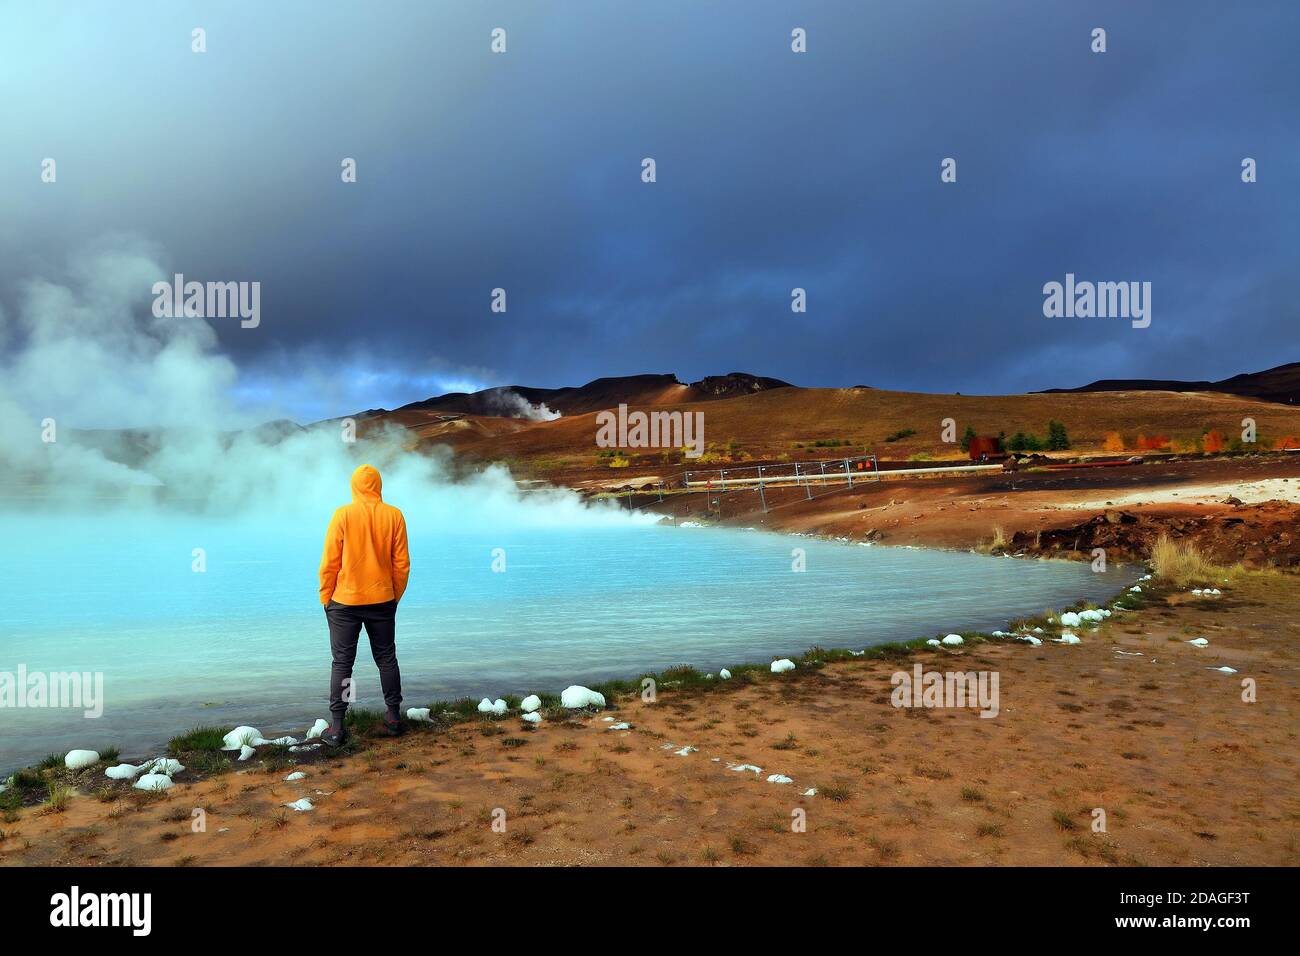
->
xmin=1006 ymin=431 xmax=1044 ymax=452
xmin=1150 ymin=534 xmax=1219 ymax=587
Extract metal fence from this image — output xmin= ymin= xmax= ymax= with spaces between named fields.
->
xmin=671 ymin=454 xmax=879 ymax=513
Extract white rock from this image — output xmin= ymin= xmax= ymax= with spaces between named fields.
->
xmin=222 ymin=726 xmax=261 ymax=750
xmin=305 ymin=719 xmax=329 ymax=740
xmin=729 ymin=764 xmax=762 ymax=774
xmin=560 ymin=685 xmax=606 ymax=708
xmin=1186 ymin=638 xmax=1209 ymax=647
xmin=719 ymin=668 xmax=732 ymax=680
xmin=1056 ymin=634 xmax=1082 ymax=645
xmin=1059 ymin=611 xmax=1082 ymax=628
xmin=766 ymin=774 xmax=793 ymax=784
xmin=133 ymin=772 xmax=174 ymax=792
xmin=1020 ymin=635 xmax=1042 ymax=646
xmin=770 ymin=659 xmax=796 ymax=673
xmin=406 ymin=707 xmax=432 ymax=722
xmin=520 ymin=695 xmax=542 ymax=713
xmin=289 ymin=744 xmax=320 ymax=753
xmin=926 ymin=638 xmax=941 ymax=646
xmin=238 ymin=745 xmax=255 ymax=761
xmin=284 ymin=798 xmax=314 ymax=811
xmin=607 ymin=722 xmax=630 ymax=730
xmin=802 ymin=788 xmax=817 ymax=796
xmin=64 ymin=749 xmax=100 ymax=770
xmin=285 ymin=772 xmax=306 ymax=781
xmin=1130 ymin=586 xmax=1142 ymax=593
xmin=477 ymin=698 xmax=508 ymax=715
xmin=252 ymin=736 xmax=299 ymax=747
xmin=105 ymin=763 xmax=142 ymax=780
xmin=521 ymin=712 xmax=542 ymax=724
xmin=143 ymin=758 xmax=184 ymax=776
xmin=674 ymin=746 xmax=696 ymax=756
xmin=1211 ymin=666 xmax=1238 ymax=674
xmin=941 ymin=634 xmax=964 ymax=646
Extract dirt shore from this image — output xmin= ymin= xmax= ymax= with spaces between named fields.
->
xmin=643 ymin=454 xmax=1300 ymax=567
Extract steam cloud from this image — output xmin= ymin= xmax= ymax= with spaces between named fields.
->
xmin=482 ymin=389 xmax=561 ymax=422
xmin=0 ymin=242 xmax=638 ymax=528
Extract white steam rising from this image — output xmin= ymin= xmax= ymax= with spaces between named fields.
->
xmin=483 ymin=388 xmax=561 ymax=421
xmin=0 ymin=243 xmax=638 ymax=527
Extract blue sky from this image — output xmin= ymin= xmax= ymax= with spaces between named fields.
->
xmin=2 ymin=0 xmax=1297 ymax=421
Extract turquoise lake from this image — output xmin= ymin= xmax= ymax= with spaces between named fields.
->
xmin=0 ymin=511 xmax=1136 ymax=771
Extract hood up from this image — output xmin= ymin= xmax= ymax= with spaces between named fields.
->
xmin=350 ymin=463 xmax=383 ymax=502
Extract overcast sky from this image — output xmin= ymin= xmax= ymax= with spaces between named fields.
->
xmin=2 ymin=0 xmax=1297 ymax=423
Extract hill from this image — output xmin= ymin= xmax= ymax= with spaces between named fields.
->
xmin=1043 ymin=361 xmax=1300 ymax=405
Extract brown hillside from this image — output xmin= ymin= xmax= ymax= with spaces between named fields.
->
xmin=380 ymin=386 xmax=1300 ymax=482
xmin=395 ymin=372 xmax=792 ymax=418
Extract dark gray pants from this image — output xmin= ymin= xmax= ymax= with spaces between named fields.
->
xmin=325 ymin=599 xmax=402 ymax=721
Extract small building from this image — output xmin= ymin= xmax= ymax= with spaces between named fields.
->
xmin=968 ymin=436 xmax=1003 ymax=461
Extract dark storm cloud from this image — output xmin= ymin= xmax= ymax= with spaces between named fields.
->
xmin=2 ymin=0 xmax=1297 ymax=422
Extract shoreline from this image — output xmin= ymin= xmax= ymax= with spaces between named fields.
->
xmin=5 ymin=563 xmax=1296 ymax=866
xmin=0 ymin=531 xmax=1142 ymax=779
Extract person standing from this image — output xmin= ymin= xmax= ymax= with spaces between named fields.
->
xmin=318 ymin=463 xmax=410 ymax=745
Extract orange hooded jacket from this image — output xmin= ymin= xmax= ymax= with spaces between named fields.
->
xmin=319 ymin=464 xmax=411 ymax=606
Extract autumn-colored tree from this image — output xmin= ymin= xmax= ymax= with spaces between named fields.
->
xmin=1202 ymin=430 xmax=1225 ymax=453
xmin=1102 ymin=431 xmax=1125 ymax=452
xmin=1136 ymin=433 xmax=1170 ymax=451
xmin=1274 ymin=435 xmax=1300 ymax=450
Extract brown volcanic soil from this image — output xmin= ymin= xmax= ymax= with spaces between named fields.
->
xmin=4 ymin=575 xmax=1297 ymax=867
xmin=388 ymin=386 xmax=1300 ymax=483
xmin=641 ymin=455 xmax=1300 ymax=569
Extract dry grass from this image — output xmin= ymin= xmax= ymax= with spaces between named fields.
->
xmin=1150 ymin=534 xmax=1222 ymax=587
xmin=977 ymin=525 xmax=1009 ymax=554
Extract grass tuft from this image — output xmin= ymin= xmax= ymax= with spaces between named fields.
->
xmin=168 ymin=726 xmax=227 ymax=754
xmin=1150 ymin=534 xmax=1221 ymax=588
